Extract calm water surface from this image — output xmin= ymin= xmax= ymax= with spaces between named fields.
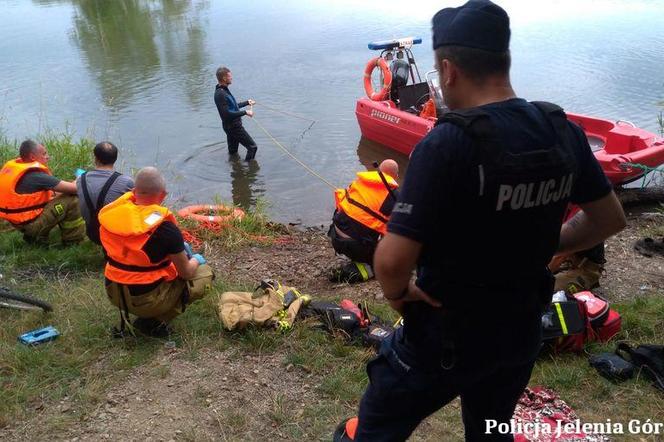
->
xmin=1 ymin=0 xmax=663 ymax=225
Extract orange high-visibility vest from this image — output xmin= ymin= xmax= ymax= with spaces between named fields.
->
xmin=334 ymin=171 xmax=398 ymax=235
xmin=0 ymin=158 xmax=53 ymax=224
xmin=99 ymin=192 xmax=179 ymax=285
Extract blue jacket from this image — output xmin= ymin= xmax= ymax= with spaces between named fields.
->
xmin=214 ymin=85 xmax=249 ymax=126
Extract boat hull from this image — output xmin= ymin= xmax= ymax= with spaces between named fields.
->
xmin=355 ymin=98 xmax=434 ymax=156
xmin=356 ymin=97 xmax=664 ymax=185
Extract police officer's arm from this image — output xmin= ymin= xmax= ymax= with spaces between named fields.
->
xmin=556 ymin=191 xmax=626 ymax=256
xmin=375 ymin=233 xmax=441 ymax=314
xmin=53 ymin=180 xmax=77 ymax=195
xmin=170 ymin=251 xmax=200 ymax=280
xmin=556 ymin=123 xmax=627 ymax=256
xmin=376 ymin=127 xmax=456 ymax=313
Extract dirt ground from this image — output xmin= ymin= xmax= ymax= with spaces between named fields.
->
xmin=3 ymin=208 xmax=663 ymax=442
xmin=598 ymin=210 xmax=664 ymax=302
xmin=210 ymin=226 xmax=382 ymax=301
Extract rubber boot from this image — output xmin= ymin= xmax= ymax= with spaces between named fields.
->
xmin=329 ymin=262 xmax=374 ymax=283
xmin=132 ymin=317 xmax=173 ymax=338
xmin=333 ymin=417 xmax=358 ymax=441
xmin=244 ymin=146 xmax=257 ymax=161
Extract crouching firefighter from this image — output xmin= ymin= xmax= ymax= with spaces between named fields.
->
xmin=0 ymin=139 xmax=84 ymax=246
xmin=550 ymin=205 xmax=606 ymax=294
xmin=99 ymin=167 xmax=214 ymax=338
xmin=328 ymin=159 xmax=399 ymax=283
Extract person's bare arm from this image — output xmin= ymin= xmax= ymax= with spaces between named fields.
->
xmin=169 ymin=251 xmax=200 ymax=280
xmin=556 ymin=191 xmax=626 ymax=256
xmin=53 ymin=180 xmax=78 ymax=195
xmin=374 ymin=233 xmax=441 ymax=314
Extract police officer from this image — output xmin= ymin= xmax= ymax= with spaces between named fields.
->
xmin=348 ymin=1 xmax=627 ymax=440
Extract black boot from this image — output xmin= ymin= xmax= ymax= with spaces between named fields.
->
xmin=132 ymin=317 xmax=173 ymax=338
xmin=329 ymin=262 xmax=373 ymax=283
xmin=244 ymin=146 xmax=257 ymax=161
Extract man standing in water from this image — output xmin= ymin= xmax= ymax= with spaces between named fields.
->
xmin=337 ymin=1 xmax=626 ymax=440
xmin=214 ymin=67 xmax=258 ymax=161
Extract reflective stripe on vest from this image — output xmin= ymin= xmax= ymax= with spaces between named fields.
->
xmin=99 ymin=192 xmax=178 ymax=285
xmin=334 ymin=171 xmax=398 ymax=235
xmin=0 ymin=159 xmax=53 ymax=224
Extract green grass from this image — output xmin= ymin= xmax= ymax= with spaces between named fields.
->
xmin=178 ymin=198 xmax=286 ymax=251
xmin=0 ymin=228 xmax=105 ymax=272
xmin=4 ymin=232 xmax=661 ymax=439
xmin=0 ymin=132 xmax=93 ymax=180
xmin=1 ymin=132 xmax=663 ymax=438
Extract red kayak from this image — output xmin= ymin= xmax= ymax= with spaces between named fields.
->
xmin=356 ymin=37 xmax=664 ymax=185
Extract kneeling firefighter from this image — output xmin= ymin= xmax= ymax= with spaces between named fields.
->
xmin=551 ymin=205 xmax=605 ymax=293
xmin=328 ymin=159 xmax=399 ymax=283
xmin=0 ymin=139 xmax=84 ymax=246
xmin=99 ymin=167 xmax=214 ymax=338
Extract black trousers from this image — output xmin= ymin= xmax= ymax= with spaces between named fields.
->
xmin=224 ymin=123 xmax=257 ymax=157
xmin=356 ymin=329 xmax=536 ymax=441
xmin=327 ymin=224 xmax=377 ymax=264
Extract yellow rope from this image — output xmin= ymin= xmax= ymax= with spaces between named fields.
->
xmin=250 ymin=115 xmax=338 ymax=190
xmin=254 ymin=102 xmax=317 ymax=122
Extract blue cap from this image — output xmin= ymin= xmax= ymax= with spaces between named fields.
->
xmin=432 ymin=0 xmax=510 ymax=52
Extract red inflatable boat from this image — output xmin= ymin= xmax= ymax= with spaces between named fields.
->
xmin=356 ymin=37 xmax=664 ymax=185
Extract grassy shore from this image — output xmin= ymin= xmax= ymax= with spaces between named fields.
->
xmin=1 ymin=134 xmax=663 ymax=440
xmin=1 ymin=222 xmax=662 ymax=438
xmin=0 ymin=133 xmax=94 ymax=180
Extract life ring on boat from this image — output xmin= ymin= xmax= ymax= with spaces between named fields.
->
xmin=178 ymin=204 xmax=245 ymax=224
xmin=364 ymin=57 xmax=392 ymax=101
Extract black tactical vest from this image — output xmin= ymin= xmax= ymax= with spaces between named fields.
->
xmin=431 ymin=101 xmax=578 ymax=289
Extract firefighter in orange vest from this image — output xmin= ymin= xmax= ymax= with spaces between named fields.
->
xmin=99 ymin=167 xmax=214 ymax=338
xmin=328 ymin=159 xmax=399 ymax=283
xmin=0 ymin=139 xmax=84 ymax=245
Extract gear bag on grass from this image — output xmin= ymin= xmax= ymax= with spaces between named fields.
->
xmin=217 ymin=279 xmax=308 ymax=331
xmin=616 ymin=342 xmax=664 ymax=391
xmin=541 ymin=300 xmax=588 ymax=353
xmin=572 ymin=291 xmax=609 ymax=327
xmin=541 ymin=292 xmax=621 ymax=353
xmin=589 ymin=352 xmax=635 ymax=382
xmin=572 ymin=290 xmax=621 ymax=343
xmin=301 ymin=299 xmax=394 ymax=349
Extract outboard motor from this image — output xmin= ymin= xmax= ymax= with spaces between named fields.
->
xmin=391 ymin=59 xmax=410 ymax=90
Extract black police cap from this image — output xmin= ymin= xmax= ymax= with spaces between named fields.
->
xmin=432 ymin=0 xmax=510 ymax=52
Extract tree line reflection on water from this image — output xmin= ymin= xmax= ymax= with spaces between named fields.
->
xmin=34 ymin=0 xmax=211 ymax=111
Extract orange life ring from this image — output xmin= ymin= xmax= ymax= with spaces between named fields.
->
xmin=177 ymin=204 xmax=245 ymax=224
xmin=364 ymin=57 xmax=392 ymax=101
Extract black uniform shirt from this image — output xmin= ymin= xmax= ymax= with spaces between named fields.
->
xmin=387 ymin=98 xmax=611 ymax=365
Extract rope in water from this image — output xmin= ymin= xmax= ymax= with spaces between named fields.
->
xmin=254 ymin=101 xmax=318 ymax=150
xmin=254 ymin=102 xmax=317 ymax=122
xmin=621 ymin=162 xmax=664 ymax=188
xmin=250 ymin=115 xmax=338 ymax=190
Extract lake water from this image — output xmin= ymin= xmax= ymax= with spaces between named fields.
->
xmin=1 ymin=0 xmax=663 ymax=225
